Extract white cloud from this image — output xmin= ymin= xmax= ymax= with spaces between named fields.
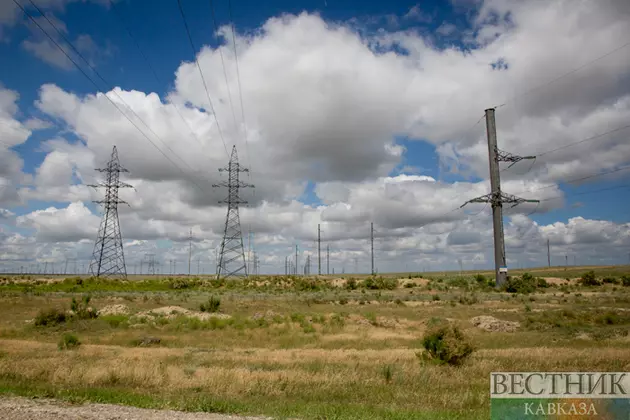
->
xmin=3 ymin=1 xmax=630 ymax=272
xmin=16 ymin=201 xmax=99 ymax=242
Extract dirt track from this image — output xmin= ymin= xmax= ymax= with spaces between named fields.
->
xmin=0 ymin=396 xmax=270 ymax=420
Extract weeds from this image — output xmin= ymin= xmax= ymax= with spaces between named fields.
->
xmin=421 ymin=324 xmax=474 ymax=366
xmin=579 ymin=271 xmax=601 ymax=286
xmin=34 ymin=308 xmax=67 ymax=327
xmin=199 ymin=295 xmax=221 ymax=313
xmin=71 ymin=295 xmax=98 ymax=319
xmin=58 ymin=333 xmax=80 ymax=350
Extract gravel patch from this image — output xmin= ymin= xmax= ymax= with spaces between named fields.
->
xmin=0 ymin=396 xmax=270 ymax=420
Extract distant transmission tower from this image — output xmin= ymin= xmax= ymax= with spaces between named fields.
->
xmin=213 ymin=146 xmax=253 ymax=279
xmin=88 ymin=146 xmax=132 ymax=278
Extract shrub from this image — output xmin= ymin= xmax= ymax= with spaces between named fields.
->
xmin=579 ymin=271 xmax=601 ymax=286
xmin=58 ymin=333 xmax=80 ymax=350
xmin=458 ymin=294 xmax=478 ymax=305
xmin=169 ymin=278 xmax=193 ymax=289
xmin=504 ymin=274 xmax=539 ymax=294
xmin=35 ymin=308 xmax=67 ymax=327
xmin=432 ymin=294 xmax=441 ymax=301
xmin=394 ymin=298 xmax=404 ymax=305
xmin=363 ymin=276 xmax=398 ymax=290
xmin=345 ymin=278 xmax=358 ymax=290
xmin=421 ymin=324 xmax=474 ymax=366
xmin=474 ymin=274 xmax=487 ymax=283
xmin=338 ymin=297 xmax=348 ymax=305
xmin=602 ymin=277 xmax=619 ymax=284
xmin=382 ymin=365 xmax=393 ymax=384
xmin=199 ymin=295 xmax=221 ymax=313
xmin=622 ymin=276 xmax=630 ymax=287
xmin=71 ymin=295 xmax=98 ymax=319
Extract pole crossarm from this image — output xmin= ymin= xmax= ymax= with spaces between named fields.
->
xmin=496 ymin=147 xmax=536 ymax=168
xmin=461 ymin=192 xmax=540 ymax=208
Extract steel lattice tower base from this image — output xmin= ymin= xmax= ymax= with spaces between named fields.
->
xmin=213 ymin=146 xmax=253 ymax=279
xmin=88 ymin=146 xmax=132 ymax=278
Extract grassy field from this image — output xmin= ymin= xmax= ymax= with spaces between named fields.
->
xmin=0 ymin=266 xmax=629 ymax=419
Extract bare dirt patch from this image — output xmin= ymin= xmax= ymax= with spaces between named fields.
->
xmin=98 ymin=304 xmax=130 ymax=316
xmin=544 ymin=277 xmax=573 ymax=285
xmin=399 ymin=277 xmax=430 ymax=287
xmin=471 ymin=315 xmax=520 ymax=332
xmin=135 ymin=306 xmax=231 ymax=321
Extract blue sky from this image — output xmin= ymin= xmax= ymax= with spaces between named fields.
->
xmin=1 ymin=0 xmax=630 ymax=274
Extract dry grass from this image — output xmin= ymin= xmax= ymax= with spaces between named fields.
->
xmin=0 ymin=269 xmax=629 ymax=419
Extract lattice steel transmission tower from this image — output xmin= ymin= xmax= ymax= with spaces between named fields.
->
xmin=213 ymin=146 xmax=253 ymax=279
xmin=88 ymin=146 xmax=132 ymax=278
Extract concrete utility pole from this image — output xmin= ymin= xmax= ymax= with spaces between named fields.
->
xmin=326 ymin=245 xmax=330 ymax=275
xmin=461 ymin=108 xmax=538 ymax=287
xmin=188 ymin=228 xmax=192 ymax=276
xmin=547 ymin=239 xmax=551 ymax=267
xmin=318 ymin=224 xmax=321 ymax=275
xmin=370 ymin=222 xmax=375 ymax=276
xmin=295 ymin=245 xmax=298 ymax=276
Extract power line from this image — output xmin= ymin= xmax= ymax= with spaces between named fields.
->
xmin=535 ymin=184 xmax=630 ymax=203
xmin=107 ymin=0 xmax=206 ymax=150
xmin=537 ymin=123 xmax=630 ymax=157
xmin=27 ymin=0 xmax=201 ymax=177
xmin=516 ymin=164 xmax=630 ymax=195
xmin=496 ymin=40 xmax=630 ymax=109
xmin=209 ymin=0 xmax=238 ymax=132
xmin=14 ymin=0 xmax=209 ymax=195
xmin=176 ymin=0 xmax=230 ymax=158
xmin=227 ymin=0 xmax=252 ymax=172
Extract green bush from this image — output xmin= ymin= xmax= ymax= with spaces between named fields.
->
xmin=168 ymin=278 xmax=192 ymax=289
xmin=579 ymin=271 xmax=601 ymax=286
xmin=474 ymin=274 xmax=486 ymax=283
xmin=58 ymin=333 xmax=80 ymax=350
xmin=504 ymin=276 xmax=536 ymax=294
xmin=71 ymin=295 xmax=98 ymax=319
xmin=345 ymin=278 xmax=358 ymax=290
xmin=432 ymin=294 xmax=441 ymax=301
xmin=602 ymin=277 xmax=619 ymax=284
xmin=622 ymin=276 xmax=630 ymax=287
xmin=199 ymin=295 xmax=221 ymax=313
xmin=421 ymin=324 xmax=474 ymax=366
xmin=363 ymin=276 xmax=397 ymax=290
xmin=35 ymin=308 xmax=67 ymax=327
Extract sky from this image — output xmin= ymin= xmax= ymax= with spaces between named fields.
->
xmin=1 ymin=0 xmax=630 ymax=275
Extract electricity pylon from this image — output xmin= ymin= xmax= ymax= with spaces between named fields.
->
xmin=88 ymin=146 xmax=132 ymax=278
xmin=213 ymin=146 xmax=253 ymax=279
xmin=461 ymin=108 xmax=538 ymax=287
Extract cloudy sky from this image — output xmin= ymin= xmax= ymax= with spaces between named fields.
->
xmin=1 ymin=0 xmax=629 ymax=275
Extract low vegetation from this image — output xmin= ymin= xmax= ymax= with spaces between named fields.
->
xmin=0 ymin=266 xmax=629 ymax=419
xmin=421 ymin=323 xmax=474 ymax=366
xmin=57 ymin=333 xmax=80 ymax=350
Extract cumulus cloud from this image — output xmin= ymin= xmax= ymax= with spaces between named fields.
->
xmin=2 ymin=0 xmax=630 ymax=271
